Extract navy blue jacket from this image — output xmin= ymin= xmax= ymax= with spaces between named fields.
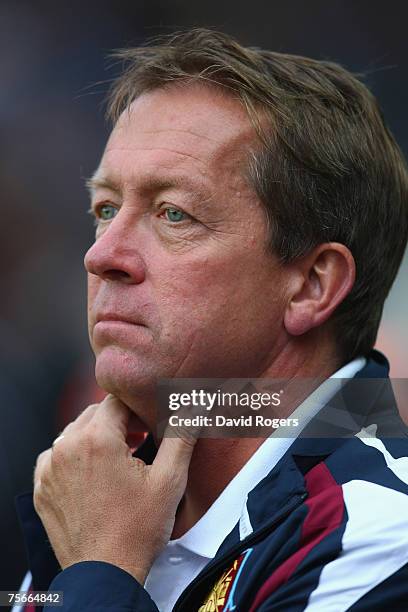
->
xmin=16 ymin=351 xmax=408 ymax=611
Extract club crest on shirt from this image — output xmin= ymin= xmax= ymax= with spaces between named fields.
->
xmin=198 ymin=548 xmax=253 ymax=611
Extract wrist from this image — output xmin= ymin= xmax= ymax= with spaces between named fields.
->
xmin=62 ymin=556 xmax=152 ymax=585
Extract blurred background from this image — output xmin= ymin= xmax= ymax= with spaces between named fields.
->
xmin=1 ymin=0 xmax=407 ymax=598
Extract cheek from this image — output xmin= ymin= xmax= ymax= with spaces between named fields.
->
xmin=153 ymin=254 xmax=266 ymax=330
xmin=87 ymin=275 xmax=99 ymax=308
xmin=155 ymin=257 xmax=223 ymax=307
xmin=87 ymin=276 xmax=100 ymax=338
xmin=151 ymin=258 xmax=283 ymax=377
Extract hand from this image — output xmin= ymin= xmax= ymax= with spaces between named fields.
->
xmin=33 ymin=394 xmax=197 ymax=584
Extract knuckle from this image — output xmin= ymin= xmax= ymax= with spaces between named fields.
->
xmin=50 ymin=443 xmax=67 ymax=465
xmin=79 ymin=423 xmax=106 ymax=453
xmin=82 ymin=403 xmax=99 ymax=417
xmin=33 ymin=488 xmax=42 ymax=513
xmin=36 ymin=448 xmax=50 ymax=463
xmin=34 ymin=449 xmax=51 ymax=475
xmin=33 ymin=475 xmax=48 ymax=513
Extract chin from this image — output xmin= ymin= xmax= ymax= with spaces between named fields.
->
xmin=94 ymin=346 xmax=158 ymax=414
xmin=96 ymin=353 xmax=153 ymax=391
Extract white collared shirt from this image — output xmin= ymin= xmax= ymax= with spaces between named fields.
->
xmin=144 ymin=357 xmax=366 ymax=611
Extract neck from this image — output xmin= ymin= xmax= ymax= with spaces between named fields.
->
xmin=171 ymin=334 xmax=341 ymax=538
xmin=171 ymin=437 xmax=265 ymax=539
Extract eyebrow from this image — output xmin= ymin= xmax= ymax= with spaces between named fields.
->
xmin=86 ymin=172 xmax=210 ymax=201
xmin=86 ymin=176 xmax=120 ymax=194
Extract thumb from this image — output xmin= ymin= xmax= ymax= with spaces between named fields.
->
xmin=96 ymin=394 xmax=130 ymax=439
xmin=150 ymin=425 xmax=198 ymax=496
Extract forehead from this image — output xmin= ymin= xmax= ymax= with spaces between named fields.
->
xmin=98 ymin=83 xmax=257 ymax=186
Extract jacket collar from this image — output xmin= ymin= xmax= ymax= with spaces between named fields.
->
xmin=222 ymin=349 xmax=397 ymax=535
xmin=133 ymin=350 xmax=398 ymax=537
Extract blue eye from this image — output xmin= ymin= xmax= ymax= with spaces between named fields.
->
xmin=164 ymin=208 xmax=187 ymax=223
xmin=99 ymin=204 xmax=118 ymax=221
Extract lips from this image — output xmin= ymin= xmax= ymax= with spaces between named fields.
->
xmin=94 ymin=311 xmax=150 ymax=328
xmin=95 ymin=312 xmax=145 ymax=326
xmin=92 ymin=314 xmax=150 ymax=347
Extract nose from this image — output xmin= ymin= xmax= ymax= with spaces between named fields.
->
xmin=84 ymin=215 xmax=146 ymax=284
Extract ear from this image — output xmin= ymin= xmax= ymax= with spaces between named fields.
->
xmin=283 ymin=243 xmax=355 ymax=336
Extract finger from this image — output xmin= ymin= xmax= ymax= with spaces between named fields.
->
xmin=34 ymin=448 xmax=52 ymax=487
xmin=91 ymin=394 xmax=131 ymax=439
xmin=47 ymin=404 xmax=99 ymax=451
xmin=151 ymin=426 xmax=197 ymax=491
xmin=52 ymin=434 xmax=66 ymax=447
xmin=61 ymin=403 xmax=100 ymax=436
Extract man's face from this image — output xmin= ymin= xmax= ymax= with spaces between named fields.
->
xmin=85 ymin=84 xmax=288 ymax=419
